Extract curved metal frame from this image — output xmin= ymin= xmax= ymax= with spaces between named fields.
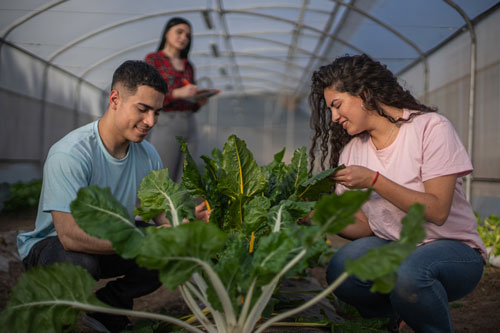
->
xmin=0 ymin=0 xmax=485 ymax=179
xmin=443 ymin=0 xmax=477 ymax=202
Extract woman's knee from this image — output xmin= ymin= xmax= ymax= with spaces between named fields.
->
xmin=325 ymin=237 xmax=388 ymax=284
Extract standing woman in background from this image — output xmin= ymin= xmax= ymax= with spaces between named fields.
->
xmin=309 ymin=54 xmax=486 ymax=332
xmin=145 ymin=17 xmax=207 ymax=182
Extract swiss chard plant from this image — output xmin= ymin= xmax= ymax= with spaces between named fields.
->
xmin=0 ymin=135 xmax=426 ymax=333
xmin=477 ymin=214 xmax=500 ymax=257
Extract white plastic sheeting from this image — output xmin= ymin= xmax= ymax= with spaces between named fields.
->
xmin=1 ymin=0 xmax=500 ymax=216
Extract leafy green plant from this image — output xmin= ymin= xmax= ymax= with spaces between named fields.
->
xmin=477 ymin=214 xmax=500 ymax=257
xmin=0 ymin=135 xmax=426 ymax=333
xmin=1 ymin=179 xmax=42 ymax=213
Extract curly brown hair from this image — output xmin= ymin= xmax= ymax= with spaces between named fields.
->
xmin=309 ymin=54 xmax=436 ymax=173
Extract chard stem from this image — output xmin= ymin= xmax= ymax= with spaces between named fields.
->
xmin=254 ymin=272 xmax=349 ymax=333
xmin=11 ymin=300 xmax=204 ymax=333
xmin=237 ymin=279 xmax=256 ymax=327
xmin=192 ymin=273 xmax=229 ymax=330
xmin=243 ymin=248 xmax=307 ymax=332
xmin=179 ymin=285 xmax=218 ymax=333
xmin=169 ymin=256 xmax=237 ymax=327
xmin=272 ymin=205 xmax=284 ymax=233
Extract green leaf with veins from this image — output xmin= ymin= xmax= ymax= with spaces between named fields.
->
xmin=71 ymin=186 xmax=145 ymax=258
xmin=134 ymin=169 xmax=195 ymax=227
xmin=179 ymin=138 xmax=206 ymax=199
xmin=136 ymin=221 xmax=227 ymax=290
xmin=218 ymin=135 xmax=267 ymax=199
xmin=345 ymin=204 xmax=426 ymax=293
xmin=270 ymin=147 xmax=308 ymax=203
xmin=0 ymin=263 xmax=104 ymax=333
xmin=296 ymin=165 xmax=345 ymax=201
xmin=312 ymin=189 xmax=372 ymax=236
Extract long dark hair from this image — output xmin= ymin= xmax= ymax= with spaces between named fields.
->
xmin=157 ymin=17 xmax=192 ymax=59
xmin=309 ymin=54 xmax=436 ymax=172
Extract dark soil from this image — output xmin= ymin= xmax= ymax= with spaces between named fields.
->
xmin=1 ymin=214 xmax=499 ymax=332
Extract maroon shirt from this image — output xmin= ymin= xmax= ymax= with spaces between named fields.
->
xmin=145 ymin=51 xmax=200 ymax=112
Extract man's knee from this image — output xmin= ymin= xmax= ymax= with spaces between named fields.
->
xmin=28 ymin=236 xmax=101 ymax=280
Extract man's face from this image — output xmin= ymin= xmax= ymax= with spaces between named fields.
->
xmin=112 ymin=85 xmax=164 ymax=143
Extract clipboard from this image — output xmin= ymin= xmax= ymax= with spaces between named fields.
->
xmin=184 ymin=89 xmax=221 ymax=103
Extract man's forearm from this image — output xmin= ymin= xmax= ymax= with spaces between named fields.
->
xmin=52 ymin=211 xmax=115 ymax=254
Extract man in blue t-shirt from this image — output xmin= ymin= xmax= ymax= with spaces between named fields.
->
xmin=17 ymin=60 xmax=209 ymax=333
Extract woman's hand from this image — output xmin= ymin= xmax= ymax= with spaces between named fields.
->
xmin=172 ymin=83 xmax=198 ymax=99
xmin=197 ymin=97 xmax=208 ymax=107
xmin=195 ymin=201 xmax=211 ymax=222
xmin=332 ymin=165 xmax=377 ymax=189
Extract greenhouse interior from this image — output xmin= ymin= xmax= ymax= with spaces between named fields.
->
xmin=1 ymin=0 xmax=499 ymax=218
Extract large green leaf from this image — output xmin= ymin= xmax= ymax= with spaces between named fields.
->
xmin=218 ymin=135 xmax=267 ymax=199
xmin=270 ymin=147 xmax=308 ymax=203
xmin=134 ymin=169 xmax=195 ymax=227
xmin=345 ymin=204 xmax=426 ymax=293
xmin=208 ymin=234 xmax=253 ymax=313
xmin=296 ymin=165 xmax=345 ymax=201
xmin=223 ymin=195 xmax=253 ymax=232
xmin=250 ymin=231 xmax=297 ymax=286
xmin=243 ymin=196 xmax=271 ymax=235
xmin=179 ymin=139 xmax=206 ymax=199
xmin=262 ymin=148 xmax=287 ymax=200
xmin=136 ymin=221 xmax=227 ymax=290
xmin=268 ymin=200 xmax=315 ymax=233
xmin=312 ymin=190 xmax=372 ymax=236
xmin=0 ymin=263 xmax=104 ymax=333
xmin=70 ymin=186 xmax=146 ymax=259
xmin=285 ymin=228 xmax=330 ymax=277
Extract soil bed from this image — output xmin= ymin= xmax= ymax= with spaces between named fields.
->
xmin=1 ymin=214 xmax=499 ymax=332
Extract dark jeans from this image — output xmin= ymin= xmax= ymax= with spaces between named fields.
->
xmin=326 ymin=236 xmax=484 ymax=332
xmin=23 ymin=235 xmax=161 ymax=310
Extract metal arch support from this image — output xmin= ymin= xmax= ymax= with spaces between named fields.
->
xmin=0 ymin=0 xmax=68 ymax=160
xmin=294 ymin=1 xmax=343 ymax=96
xmin=205 ymin=75 xmax=296 ymax=91
xmin=443 ymin=0 xmax=477 ymax=202
xmin=231 ymin=3 xmax=429 ymax=100
xmin=215 ymin=0 xmax=244 ymax=94
xmin=281 ymin=0 xmax=308 ymax=151
xmin=77 ymin=34 xmax=329 ymax=82
xmin=46 ymin=8 xmax=207 ymax=62
xmin=220 ymin=33 xmax=331 ymax=63
xmin=233 ymin=3 xmax=425 ymax=59
xmin=206 ymin=64 xmax=302 ymax=81
xmin=80 ymin=40 xmax=157 ymax=78
xmin=222 ymin=9 xmax=365 ymax=54
xmin=329 ymin=0 xmax=429 ymax=102
xmin=1 ymin=0 xmax=69 ymax=39
xmin=191 ymin=50 xmax=308 ymax=71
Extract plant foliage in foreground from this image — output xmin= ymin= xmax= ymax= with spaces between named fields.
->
xmin=0 ymin=135 xmax=426 ymax=333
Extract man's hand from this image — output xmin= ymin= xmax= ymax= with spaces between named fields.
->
xmin=195 ymin=201 xmax=211 ymax=222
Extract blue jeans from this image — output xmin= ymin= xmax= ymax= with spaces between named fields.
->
xmin=326 ymin=236 xmax=484 ymax=332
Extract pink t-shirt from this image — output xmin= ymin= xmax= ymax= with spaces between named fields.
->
xmin=336 ymin=110 xmax=486 ymax=261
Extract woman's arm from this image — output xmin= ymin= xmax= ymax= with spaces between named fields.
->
xmin=333 ymin=166 xmax=457 ymax=226
xmin=338 ymin=209 xmax=374 ymax=240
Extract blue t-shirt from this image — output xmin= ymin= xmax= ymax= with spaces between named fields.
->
xmin=17 ymin=120 xmax=162 ymax=259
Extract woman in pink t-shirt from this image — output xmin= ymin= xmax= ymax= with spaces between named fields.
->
xmin=309 ymin=54 xmax=485 ymax=332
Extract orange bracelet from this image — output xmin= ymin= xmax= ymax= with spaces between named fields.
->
xmin=370 ymin=171 xmax=380 ymax=187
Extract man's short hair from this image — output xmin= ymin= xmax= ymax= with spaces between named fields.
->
xmin=111 ymin=60 xmax=167 ymax=95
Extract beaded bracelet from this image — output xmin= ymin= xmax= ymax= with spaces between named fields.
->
xmin=370 ymin=171 xmax=380 ymax=187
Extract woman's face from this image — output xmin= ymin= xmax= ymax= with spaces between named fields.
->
xmin=323 ymin=86 xmax=369 ymax=136
xmin=165 ymin=23 xmax=191 ymax=51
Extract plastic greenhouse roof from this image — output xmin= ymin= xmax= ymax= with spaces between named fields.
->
xmin=1 ymin=0 xmax=499 ymax=98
